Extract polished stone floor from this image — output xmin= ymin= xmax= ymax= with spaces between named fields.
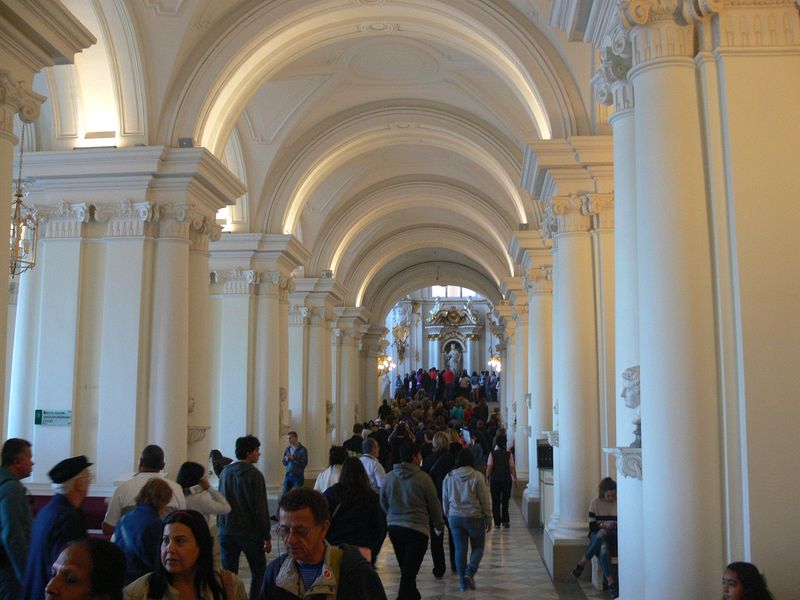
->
xmin=240 ymin=497 xmax=610 ymax=599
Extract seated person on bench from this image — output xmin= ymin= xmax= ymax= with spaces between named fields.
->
xmin=572 ymin=477 xmax=618 ymax=598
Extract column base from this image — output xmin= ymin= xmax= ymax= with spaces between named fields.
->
xmin=543 ymin=526 xmax=588 ymax=582
xmin=521 ymin=488 xmax=541 ymax=527
xmin=512 ymin=478 xmax=527 ymax=498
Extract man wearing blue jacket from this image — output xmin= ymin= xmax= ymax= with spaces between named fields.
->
xmin=22 ymin=455 xmax=90 ymax=600
xmin=0 ymin=438 xmax=33 ymax=599
xmin=281 ymin=431 xmax=308 ymax=497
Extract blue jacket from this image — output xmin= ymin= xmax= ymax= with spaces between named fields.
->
xmin=115 ymin=503 xmax=163 ymax=585
xmin=282 ymin=444 xmax=308 ymax=478
xmin=22 ymin=494 xmax=86 ymax=600
xmin=0 ymin=467 xmax=32 ymax=597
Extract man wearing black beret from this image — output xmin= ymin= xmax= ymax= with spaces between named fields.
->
xmin=22 ymin=455 xmax=91 ymax=599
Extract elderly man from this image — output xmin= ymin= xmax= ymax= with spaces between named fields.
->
xmin=102 ymin=444 xmax=185 ymax=537
xmin=359 ymin=437 xmax=386 ymax=492
xmin=0 ymin=438 xmax=33 ymax=598
xmin=22 ymin=455 xmax=92 ymax=599
xmin=259 ymin=487 xmax=386 ymax=600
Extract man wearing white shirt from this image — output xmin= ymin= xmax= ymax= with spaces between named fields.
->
xmin=359 ymin=438 xmax=386 ymax=492
xmin=102 ymin=444 xmax=185 ymax=537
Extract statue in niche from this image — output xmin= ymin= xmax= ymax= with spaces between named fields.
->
xmin=445 ymin=343 xmax=462 ymax=373
xmin=279 ymin=387 xmax=291 ymax=435
xmin=621 ymin=365 xmax=641 ymax=448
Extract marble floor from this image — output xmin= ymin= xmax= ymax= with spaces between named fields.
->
xmin=239 ymin=497 xmax=610 ymax=599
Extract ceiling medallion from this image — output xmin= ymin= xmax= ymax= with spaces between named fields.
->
xmin=359 ymin=22 xmax=397 ymax=33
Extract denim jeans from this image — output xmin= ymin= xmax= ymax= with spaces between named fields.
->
xmin=448 ymin=516 xmax=487 ymax=588
xmin=583 ymin=529 xmax=617 ymax=580
xmin=219 ymin=534 xmax=266 ymax=600
xmin=388 ymin=526 xmax=429 ymax=600
xmin=281 ymin=472 xmax=304 ymax=497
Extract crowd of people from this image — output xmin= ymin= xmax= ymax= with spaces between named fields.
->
xmin=0 ymin=385 xmax=777 ymax=600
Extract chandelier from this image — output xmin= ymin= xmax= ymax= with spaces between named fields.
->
xmin=377 ymin=352 xmax=396 ymax=376
xmin=9 ymin=126 xmax=37 ymax=278
xmin=488 ymin=353 xmax=502 ymax=372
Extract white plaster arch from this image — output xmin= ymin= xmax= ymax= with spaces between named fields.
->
xmin=271 ymin=126 xmax=526 ymax=235
xmin=34 ymin=0 xmax=147 ymax=150
xmin=306 ymin=178 xmax=515 ymax=276
xmin=340 ymin=227 xmax=509 ymax=307
xmin=160 ymin=0 xmax=591 ymax=152
xmin=366 ymin=261 xmax=502 ymax=324
xmin=256 ymin=100 xmax=525 ymax=235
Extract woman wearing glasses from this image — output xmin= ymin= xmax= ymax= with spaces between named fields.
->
xmin=124 ymin=509 xmax=246 ymax=599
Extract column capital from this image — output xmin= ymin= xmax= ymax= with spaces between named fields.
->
xmin=0 ymin=71 xmax=46 ymax=136
xmin=525 ymin=265 xmax=554 ymax=294
xmin=513 ymin=303 xmax=529 ymax=326
xmin=620 ymin=0 xmax=698 ymax=66
xmin=36 ymin=201 xmax=90 ymax=239
xmin=216 ymin=267 xmax=259 ymax=295
xmin=543 ymin=194 xmax=593 ymax=237
xmin=95 ymin=200 xmax=156 ymax=238
xmin=592 ymin=46 xmax=635 ymax=112
xmin=581 ymin=193 xmax=615 ymax=231
xmin=709 ymin=0 xmax=800 ymax=50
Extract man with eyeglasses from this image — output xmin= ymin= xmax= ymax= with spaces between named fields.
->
xmin=259 ymin=487 xmax=386 ymax=600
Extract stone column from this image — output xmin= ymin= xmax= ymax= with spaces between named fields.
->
xmin=289 ymin=279 xmax=345 ymax=479
xmin=543 ymin=194 xmax=602 ymax=576
xmin=187 ymin=220 xmax=215 ymax=465
xmin=94 ymin=201 xmax=157 ymax=483
xmin=8 ymin=203 xmax=88 ymax=481
xmin=148 ymin=207 xmax=192 ymax=478
xmin=495 ymin=304 xmax=515 ymax=429
xmin=623 ymin=3 xmax=724 ymax=596
xmin=335 ymin=308 xmax=369 ymax=441
xmin=361 ymin=329 xmax=385 ymax=417
xmin=253 ymin=271 xmax=290 ymax=489
xmin=466 ymin=334 xmax=481 ymax=375
xmin=512 ymin=303 xmax=529 ymax=484
xmin=596 ymin=42 xmax=645 ymax=599
xmin=427 ymin=334 xmax=441 ymax=370
xmin=522 ymin=263 xmax=553 ymax=525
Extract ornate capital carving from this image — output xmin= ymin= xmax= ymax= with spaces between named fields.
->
xmin=593 ymin=46 xmax=633 ymax=107
xmin=712 ymin=0 xmax=800 ymax=48
xmin=0 ymin=71 xmax=46 ymax=136
xmin=525 ymin=265 xmax=553 ymax=294
xmin=604 ymin=447 xmax=643 ymax=479
xmin=221 ymin=267 xmax=259 ymax=295
xmin=581 ymin=193 xmax=615 ymax=230
xmin=620 ymin=0 xmax=698 ymax=65
xmin=513 ymin=303 xmax=529 ymax=326
xmin=289 ymin=304 xmax=310 ymax=325
xmin=543 ymin=195 xmax=593 ymax=237
xmin=95 ymin=200 xmax=156 ymax=238
xmin=37 ymin=201 xmax=90 ymax=239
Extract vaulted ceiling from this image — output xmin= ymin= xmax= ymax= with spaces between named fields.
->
xmin=30 ymin=0 xmax=599 ymax=321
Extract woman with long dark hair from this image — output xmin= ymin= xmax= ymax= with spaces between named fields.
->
xmin=124 ymin=509 xmax=246 ymax=599
xmin=485 ymin=431 xmax=516 ymax=529
xmin=176 ymin=461 xmax=230 ymax=568
xmin=722 ymin=562 xmax=774 ymax=600
xmin=323 ymin=457 xmax=386 ymax=563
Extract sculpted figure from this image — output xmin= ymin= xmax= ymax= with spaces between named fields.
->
xmin=621 ymin=366 xmax=641 ymax=448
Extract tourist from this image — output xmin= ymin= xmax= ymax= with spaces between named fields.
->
xmin=218 ymin=435 xmax=271 ymax=600
xmin=281 ymin=431 xmax=308 ymax=497
xmin=722 ymin=562 xmax=774 ymax=600
xmin=324 ymin=457 xmax=386 ymax=563
xmin=442 ymin=448 xmax=492 ymax=591
xmin=421 ymin=431 xmax=456 ymax=577
xmin=177 ymin=461 xmax=231 ymax=567
xmin=23 ymin=455 xmax=91 ymax=599
xmin=260 ymin=487 xmax=387 ymax=599
xmin=313 ymin=446 xmax=347 ymax=492
xmin=571 ymin=477 xmax=618 ymax=598
xmin=380 ymin=443 xmax=443 ymax=600
xmin=0 ymin=438 xmax=33 ymax=598
xmin=45 ymin=538 xmax=126 ymax=600
xmin=125 ymin=509 xmax=247 ymax=599
xmin=115 ymin=478 xmax=173 ymax=585
xmin=485 ymin=431 xmax=516 ymax=528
